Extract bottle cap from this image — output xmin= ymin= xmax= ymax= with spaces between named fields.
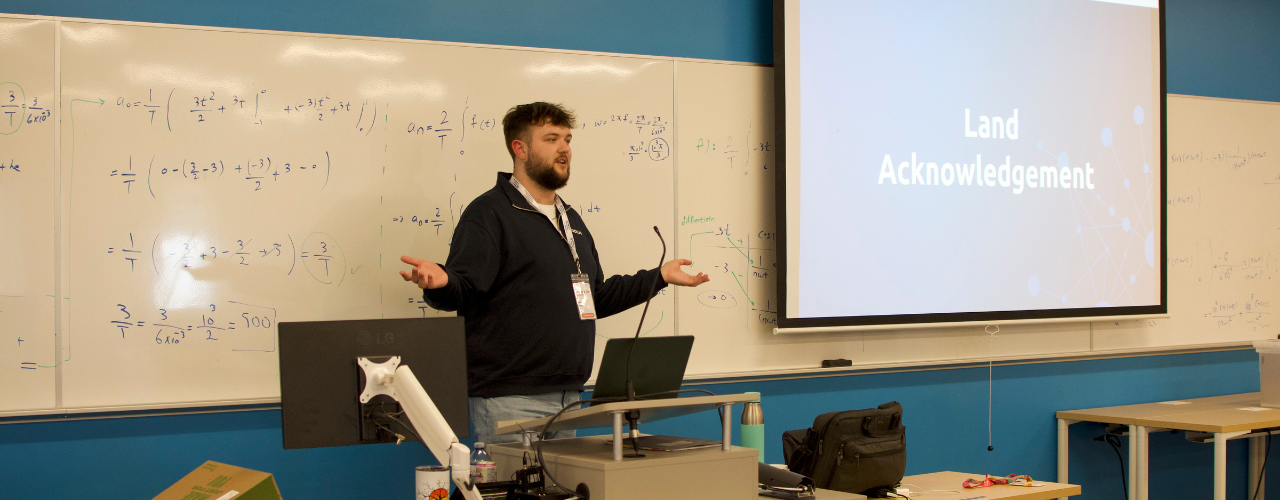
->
xmin=746 ymin=391 xmax=761 ymax=403
xmin=475 ymin=441 xmax=485 ymax=448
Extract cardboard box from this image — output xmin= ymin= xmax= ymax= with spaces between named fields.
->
xmin=152 ymin=461 xmax=282 ymax=500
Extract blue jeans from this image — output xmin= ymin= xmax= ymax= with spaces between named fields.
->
xmin=469 ymin=390 xmax=582 ymax=444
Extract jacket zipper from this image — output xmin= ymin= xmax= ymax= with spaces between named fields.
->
xmin=513 ymin=203 xmax=564 ymax=232
xmin=513 ymin=203 xmax=584 ymax=270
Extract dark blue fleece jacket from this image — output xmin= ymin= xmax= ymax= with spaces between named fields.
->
xmin=424 ymin=172 xmax=666 ymax=398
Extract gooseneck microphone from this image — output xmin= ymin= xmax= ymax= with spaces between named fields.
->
xmin=624 ymin=226 xmax=666 ymax=400
xmin=620 ymin=226 xmax=666 ymax=457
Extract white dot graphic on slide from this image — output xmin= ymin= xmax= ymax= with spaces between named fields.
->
xmin=1146 ymin=232 xmax=1155 ymax=267
xmin=1028 ymin=105 xmax=1155 ymax=308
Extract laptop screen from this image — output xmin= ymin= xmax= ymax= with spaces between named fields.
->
xmin=590 ymin=336 xmax=694 ymax=406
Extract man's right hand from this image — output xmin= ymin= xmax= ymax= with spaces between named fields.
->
xmin=399 ymin=256 xmax=449 ymax=289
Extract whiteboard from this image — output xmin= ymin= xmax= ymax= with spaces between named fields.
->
xmin=55 ymin=20 xmax=674 ymax=409
xmin=2 ymin=14 xmax=1278 ymax=414
xmin=1092 ymin=95 xmax=1279 ymax=349
xmin=0 ymin=17 xmax=57 ymax=412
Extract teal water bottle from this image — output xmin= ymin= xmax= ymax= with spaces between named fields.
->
xmin=740 ymin=392 xmax=764 ymax=462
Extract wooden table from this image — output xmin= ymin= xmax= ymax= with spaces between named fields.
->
xmin=1057 ymin=393 xmax=1278 ymax=500
xmin=808 ymin=488 xmax=866 ymax=499
xmin=898 ymin=471 xmax=1080 ymax=499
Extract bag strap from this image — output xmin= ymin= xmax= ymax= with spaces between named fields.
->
xmin=789 ymin=428 xmax=819 ymax=475
xmin=862 ymin=411 xmax=904 ymax=438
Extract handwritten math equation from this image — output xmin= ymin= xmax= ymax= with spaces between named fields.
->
xmin=405 ymin=99 xmax=498 ymax=151
xmin=111 ymin=87 xmax=391 ymax=134
xmin=406 ymin=295 xmax=448 ymax=318
xmin=108 ymin=300 xmax=278 ymax=351
xmin=691 ymin=133 xmax=771 ymax=173
xmin=103 ymin=232 xmax=350 ymax=288
xmin=1205 ymin=294 xmax=1271 ymax=330
xmin=106 ymin=231 xmax=297 ymax=274
xmin=590 ymin=113 xmax=668 ymax=137
xmin=1167 ymin=191 xmax=1198 ymax=209
xmin=115 ymin=88 xmax=270 ymax=128
xmin=3 ymin=296 xmax=41 ymax=371
xmin=685 ymin=220 xmax=779 ymax=325
xmin=2 ymin=82 xmax=51 ymax=136
xmin=111 ymin=152 xmax=331 ymax=197
xmin=1210 ymin=251 xmax=1273 ymax=283
xmin=390 ymin=212 xmax=449 ymax=234
xmin=1170 ymin=148 xmax=1270 ymax=169
xmin=626 ymin=138 xmax=670 ymax=161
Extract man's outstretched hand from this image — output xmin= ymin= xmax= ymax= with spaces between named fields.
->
xmin=400 ymin=256 xmax=449 ymax=289
xmin=660 ymin=259 xmax=710 ymax=287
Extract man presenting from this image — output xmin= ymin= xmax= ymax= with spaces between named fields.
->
xmin=400 ymin=102 xmax=709 ymax=444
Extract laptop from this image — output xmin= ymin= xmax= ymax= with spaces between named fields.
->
xmin=590 ymin=335 xmax=695 ymax=404
xmin=589 ymin=336 xmax=720 ymax=452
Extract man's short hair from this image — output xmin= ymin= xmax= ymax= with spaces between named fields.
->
xmin=502 ymin=102 xmax=577 ymax=160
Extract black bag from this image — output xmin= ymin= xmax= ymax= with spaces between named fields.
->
xmin=782 ymin=401 xmax=906 ymax=495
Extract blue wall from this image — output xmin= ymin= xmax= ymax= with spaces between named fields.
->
xmin=1165 ymin=0 xmax=1280 ymax=102
xmin=3 ymin=0 xmax=773 ymax=66
xmin=3 ymin=1 xmax=1278 ymax=498
xmin=0 ymin=350 xmax=1265 ymax=499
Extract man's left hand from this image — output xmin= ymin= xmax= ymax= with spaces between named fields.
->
xmin=660 ymin=259 xmax=710 ymax=286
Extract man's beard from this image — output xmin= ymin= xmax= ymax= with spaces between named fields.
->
xmin=527 ymin=149 xmax=570 ymax=190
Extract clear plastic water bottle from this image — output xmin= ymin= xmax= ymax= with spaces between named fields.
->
xmin=470 ymin=442 xmax=496 ymax=483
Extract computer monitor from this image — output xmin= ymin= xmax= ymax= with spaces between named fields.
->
xmin=278 ymin=317 xmax=469 ymax=449
xmin=589 ymin=336 xmax=694 ymax=406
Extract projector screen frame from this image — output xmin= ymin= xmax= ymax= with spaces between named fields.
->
xmin=772 ymin=0 xmax=1169 ymax=330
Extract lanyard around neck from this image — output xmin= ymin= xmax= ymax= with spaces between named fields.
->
xmin=510 ymin=176 xmax=582 ymax=274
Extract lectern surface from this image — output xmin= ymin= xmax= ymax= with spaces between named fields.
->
xmin=494 ymin=393 xmax=755 ymax=435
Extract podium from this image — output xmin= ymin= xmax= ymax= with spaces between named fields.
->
xmin=489 ymin=394 xmax=759 ymax=500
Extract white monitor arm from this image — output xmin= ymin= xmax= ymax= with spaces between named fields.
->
xmin=359 ymin=356 xmax=482 ymax=500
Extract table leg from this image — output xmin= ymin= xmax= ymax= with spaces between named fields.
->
xmin=1058 ymin=419 xmax=1075 ymax=500
xmin=1216 ymin=432 xmax=1230 ymax=500
xmin=1129 ymin=425 xmax=1139 ymax=500
xmin=720 ymin=403 xmax=733 ymax=451
xmin=612 ymin=411 xmax=623 ymax=461
xmin=1250 ymin=434 xmax=1266 ymax=500
xmin=1218 ymin=431 xmax=1251 ymax=500
xmin=1136 ymin=426 xmax=1149 ymax=500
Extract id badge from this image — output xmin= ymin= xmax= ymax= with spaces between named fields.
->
xmin=570 ymin=273 xmax=596 ymax=320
